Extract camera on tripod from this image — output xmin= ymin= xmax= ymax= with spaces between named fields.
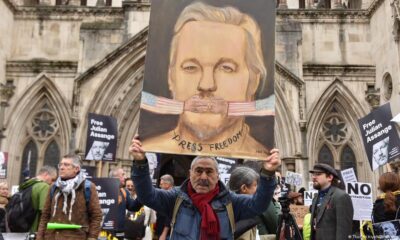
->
xmin=276 ymin=181 xmax=303 ymax=240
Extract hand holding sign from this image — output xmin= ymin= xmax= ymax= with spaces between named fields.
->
xmin=129 ymin=135 xmax=145 ymax=161
xmin=262 ymin=148 xmax=281 ymax=172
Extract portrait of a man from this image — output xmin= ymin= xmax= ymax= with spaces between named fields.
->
xmin=139 ymin=0 xmax=275 ymax=160
xmin=85 ymin=140 xmax=110 ymax=160
xmin=374 ymin=220 xmax=400 ymax=239
xmin=372 ymin=137 xmax=389 ymax=170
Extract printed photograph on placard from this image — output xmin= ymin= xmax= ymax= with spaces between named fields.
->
xmin=138 ymin=0 xmax=276 ymax=160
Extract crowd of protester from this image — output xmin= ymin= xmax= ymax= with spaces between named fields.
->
xmin=0 ymin=145 xmax=397 ymax=240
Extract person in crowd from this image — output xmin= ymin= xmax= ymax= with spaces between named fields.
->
xmin=110 ymin=168 xmax=143 ymax=240
xmin=36 ymin=154 xmax=102 ymax=240
xmin=288 ymin=192 xmax=304 ymax=205
xmin=0 ymin=182 xmax=9 ymax=232
xmin=373 ymin=172 xmax=400 ymax=223
xmin=125 ymin=178 xmax=136 ymax=198
xmin=129 ymin=136 xmax=280 ymax=239
xmin=309 ymin=163 xmax=354 ymax=240
xmin=19 ymin=165 xmax=57 ymax=232
xmin=156 ymin=174 xmax=175 ymax=240
xmin=228 ymin=166 xmax=279 ymax=240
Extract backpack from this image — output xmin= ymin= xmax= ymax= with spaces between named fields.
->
xmin=124 ymin=207 xmax=147 ymax=239
xmin=6 ymin=184 xmax=37 ymax=232
xmin=50 ymin=180 xmax=92 ymax=208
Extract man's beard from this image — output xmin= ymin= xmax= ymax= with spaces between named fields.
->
xmin=313 ymin=182 xmax=322 ymax=190
xmin=179 ymin=112 xmax=240 ymax=141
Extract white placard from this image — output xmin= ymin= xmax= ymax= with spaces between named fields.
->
xmin=341 ymin=168 xmax=357 ymax=185
xmin=346 ymin=182 xmax=373 ymax=221
xmin=304 ymin=190 xmax=318 ymax=206
xmin=285 ymin=171 xmax=303 ymax=186
xmin=11 ymin=185 xmax=19 ymax=195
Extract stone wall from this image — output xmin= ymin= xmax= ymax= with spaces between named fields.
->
xmin=0 ymin=0 xmax=15 ymax=83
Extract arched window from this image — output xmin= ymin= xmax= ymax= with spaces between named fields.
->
xmin=341 ymin=145 xmax=358 ymax=177
xmin=318 ymin=144 xmax=334 ymax=167
xmin=20 ymin=140 xmax=38 ymax=183
xmin=44 ymin=140 xmax=60 ymax=169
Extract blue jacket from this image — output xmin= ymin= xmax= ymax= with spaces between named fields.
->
xmin=132 ymin=161 xmax=276 ymax=240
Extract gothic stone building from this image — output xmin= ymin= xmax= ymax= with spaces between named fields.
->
xmin=0 ymin=0 xmax=398 ymax=192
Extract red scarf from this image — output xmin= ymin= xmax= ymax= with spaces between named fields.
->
xmin=188 ymin=181 xmax=220 ymax=240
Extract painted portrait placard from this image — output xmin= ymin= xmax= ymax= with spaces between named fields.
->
xmin=138 ymin=0 xmax=275 ymax=160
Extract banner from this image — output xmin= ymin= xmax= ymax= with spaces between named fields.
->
xmin=216 ymin=157 xmax=237 ymax=184
xmin=138 ymin=0 xmax=276 ymax=160
xmin=346 ymin=182 xmax=372 ymax=221
xmin=85 ymin=113 xmax=118 ymax=161
xmin=0 ymin=152 xmax=7 ymax=179
xmin=91 ymin=178 xmax=119 ymax=230
xmin=358 ymin=103 xmax=400 ymax=170
xmin=341 ymin=168 xmax=357 ymax=185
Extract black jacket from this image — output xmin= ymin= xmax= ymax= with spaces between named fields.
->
xmin=373 ymin=191 xmax=400 ymax=223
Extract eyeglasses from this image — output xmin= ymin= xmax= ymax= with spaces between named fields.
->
xmin=193 ymin=167 xmax=216 ymax=176
xmin=58 ymin=162 xmax=73 ymax=168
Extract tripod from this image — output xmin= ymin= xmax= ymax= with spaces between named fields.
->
xmin=276 ymin=197 xmax=303 ymax=240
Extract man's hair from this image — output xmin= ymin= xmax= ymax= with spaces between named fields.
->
xmin=228 ymin=166 xmax=259 ymax=194
xmin=191 ymin=156 xmax=219 ymax=172
xmin=160 ymin=174 xmax=174 ymax=186
xmin=109 ymin=167 xmax=124 ymax=178
xmin=38 ymin=165 xmax=57 ymax=177
xmin=62 ymin=154 xmax=82 ymax=168
xmin=169 ymin=2 xmax=267 ymax=96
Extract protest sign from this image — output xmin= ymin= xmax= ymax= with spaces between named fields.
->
xmin=304 ymin=190 xmax=318 ymax=206
xmin=373 ymin=220 xmax=400 ymax=238
xmin=85 ymin=113 xmax=117 ymax=161
xmin=346 ymin=182 xmax=372 ymax=221
xmin=285 ymin=171 xmax=302 ymax=186
xmin=0 ymin=152 xmax=7 ymax=179
xmin=138 ymin=0 xmax=276 ymax=160
xmin=216 ymin=157 xmax=237 ymax=184
xmin=358 ymin=103 xmax=400 ymax=170
xmin=341 ymin=168 xmax=357 ymax=185
xmin=290 ymin=205 xmax=309 ymax=227
xmin=91 ymin=178 xmax=119 ymax=230
xmin=145 ymin=152 xmax=160 ymax=185
xmin=308 ymin=182 xmax=315 ymax=191
xmin=81 ymin=166 xmax=96 ymax=179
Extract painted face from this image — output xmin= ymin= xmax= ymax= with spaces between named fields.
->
xmin=169 ymin=21 xmax=256 ymax=141
xmin=311 ymin=172 xmax=332 ymax=190
xmin=90 ymin=141 xmax=108 ymax=160
xmin=58 ymin=158 xmax=79 ymax=180
xmin=373 ymin=137 xmax=389 ymax=166
xmin=189 ymin=158 xmax=219 ymax=194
